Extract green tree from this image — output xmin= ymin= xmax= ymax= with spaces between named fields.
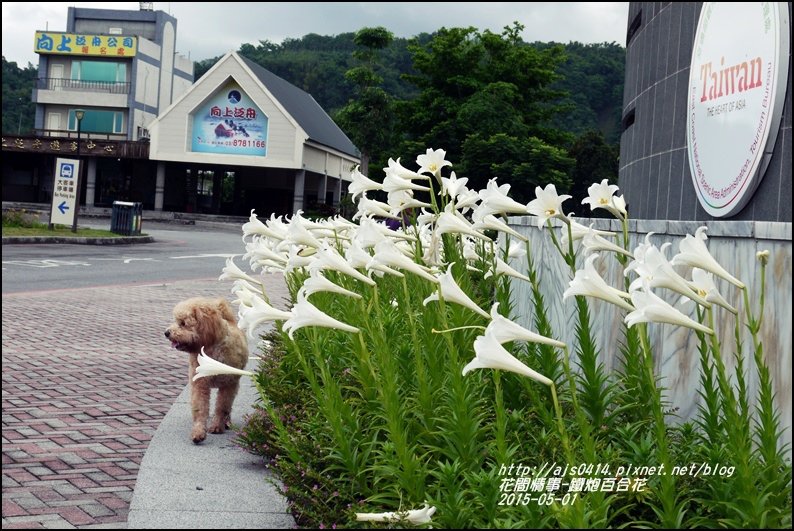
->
xmin=567 ymin=130 xmax=620 ymax=216
xmin=396 ymin=23 xmax=573 ymax=196
xmin=2 ymin=56 xmax=37 ymax=135
xmin=334 ymin=27 xmax=396 ymax=176
xmin=538 ymin=42 xmax=625 ymax=143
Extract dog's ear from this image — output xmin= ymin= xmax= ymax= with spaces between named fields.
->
xmin=216 ymin=299 xmax=237 ymax=325
xmin=192 ymin=302 xmax=223 ymax=345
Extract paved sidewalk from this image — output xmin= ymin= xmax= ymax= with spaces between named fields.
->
xmin=2 ymin=275 xmax=293 ymax=529
xmin=127 ymin=356 xmax=294 ymax=529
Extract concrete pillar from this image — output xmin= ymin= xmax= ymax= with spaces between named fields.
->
xmin=212 ymin=168 xmax=222 ymax=213
xmin=154 ymin=162 xmax=166 ymax=211
xmin=292 ymin=169 xmax=305 ymax=214
xmin=85 ymin=157 xmax=98 ymax=206
xmin=333 ymin=177 xmax=342 ymax=207
xmin=317 ymin=173 xmax=328 ymax=204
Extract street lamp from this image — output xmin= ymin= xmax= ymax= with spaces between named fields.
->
xmin=72 ymin=109 xmax=85 ymax=233
xmin=17 ymin=98 xmax=23 ymax=135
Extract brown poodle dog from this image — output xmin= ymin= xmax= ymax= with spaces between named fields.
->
xmin=165 ymin=297 xmax=249 ymax=443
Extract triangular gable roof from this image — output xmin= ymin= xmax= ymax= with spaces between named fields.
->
xmin=237 ymin=54 xmax=359 ymax=159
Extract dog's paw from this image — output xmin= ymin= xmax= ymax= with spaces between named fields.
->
xmin=192 ymin=426 xmax=207 ymax=444
xmin=208 ymin=421 xmax=225 ymax=434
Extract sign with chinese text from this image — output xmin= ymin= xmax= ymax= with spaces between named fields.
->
xmin=686 ymin=2 xmax=789 ymax=217
xmin=50 ymin=158 xmax=80 ymax=226
xmin=35 ymin=32 xmax=137 ymax=57
xmin=190 ymin=82 xmax=268 ymax=156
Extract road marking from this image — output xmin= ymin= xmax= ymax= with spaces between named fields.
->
xmin=169 ymin=254 xmax=238 ymax=260
xmin=1 ymin=259 xmax=91 ymax=268
xmin=95 ymin=257 xmax=159 ymax=264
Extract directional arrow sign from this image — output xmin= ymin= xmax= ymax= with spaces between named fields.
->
xmin=49 ymin=158 xmax=80 ymax=227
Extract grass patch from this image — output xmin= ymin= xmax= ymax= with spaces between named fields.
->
xmin=2 ymin=225 xmax=126 ymax=238
xmin=2 ymin=209 xmax=141 ymax=238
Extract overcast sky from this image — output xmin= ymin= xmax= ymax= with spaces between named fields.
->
xmin=2 ymin=2 xmax=629 ymax=67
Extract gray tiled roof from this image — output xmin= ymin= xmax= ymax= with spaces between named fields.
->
xmin=239 ymin=55 xmax=359 ymax=158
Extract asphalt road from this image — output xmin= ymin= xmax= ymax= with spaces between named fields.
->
xmin=2 ymin=221 xmax=249 ymax=294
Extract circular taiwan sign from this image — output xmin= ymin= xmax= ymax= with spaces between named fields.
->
xmin=686 ymin=2 xmax=790 ymax=217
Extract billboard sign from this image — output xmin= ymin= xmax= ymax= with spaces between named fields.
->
xmin=191 ymin=82 xmax=268 ymax=156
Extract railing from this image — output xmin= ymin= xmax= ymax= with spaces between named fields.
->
xmin=33 ymin=129 xmax=128 ymax=141
xmin=36 ymin=77 xmax=131 ymax=95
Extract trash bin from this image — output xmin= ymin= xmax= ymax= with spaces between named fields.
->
xmin=111 ymin=201 xmax=143 ymax=235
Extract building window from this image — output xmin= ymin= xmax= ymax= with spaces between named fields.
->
xmin=197 ymin=170 xmax=214 ymax=197
xmin=69 ymin=109 xmax=124 ymax=134
xmin=71 ymin=60 xmax=127 ymax=83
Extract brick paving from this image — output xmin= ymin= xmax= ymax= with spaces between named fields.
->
xmin=2 ymin=275 xmax=289 ymax=529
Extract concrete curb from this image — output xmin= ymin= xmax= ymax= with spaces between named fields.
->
xmin=2 ymin=235 xmax=155 ymax=245
xmin=127 ymin=356 xmax=295 ymax=529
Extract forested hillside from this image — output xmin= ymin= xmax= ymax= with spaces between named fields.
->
xmin=194 ymin=33 xmax=624 ymax=144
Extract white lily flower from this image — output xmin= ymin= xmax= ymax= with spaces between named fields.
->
xmin=462 ymin=236 xmax=480 ymax=262
xmin=423 ymin=264 xmax=489 ymax=318
xmin=560 ymin=219 xmax=615 ymax=249
xmin=348 ymin=165 xmax=383 ymax=201
xmin=563 ymin=254 xmax=635 ymax=311
xmin=581 ymin=179 xmax=625 ymax=219
xmin=421 ymin=227 xmax=445 ymax=268
xmin=242 ymin=210 xmax=284 ymax=242
xmin=670 ymin=227 xmax=745 ymax=289
xmin=387 ymin=189 xmax=432 ymax=215
xmin=243 ymin=238 xmax=288 ymax=269
xmin=284 ymin=211 xmax=324 ymax=249
xmin=435 ymin=211 xmax=491 ymax=241
xmin=484 ymin=256 xmax=531 ymax=283
xmin=464 ymin=331 xmax=553 ymax=386
xmin=345 ymin=239 xmax=372 ymax=269
xmin=230 ymin=279 xmax=260 ymax=309
xmin=416 ymin=148 xmax=451 ymax=182
xmin=471 ymin=210 xmax=528 ymax=242
xmin=309 ymin=244 xmax=376 ymax=286
xmin=625 ymin=283 xmax=714 ymax=335
xmin=415 ymin=208 xmax=437 ymax=229
xmin=506 ymin=240 xmax=527 ymax=260
xmin=356 ymin=504 xmax=437 ymax=525
xmin=282 ymin=292 xmax=360 ymax=339
xmin=687 ymin=268 xmax=738 ymax=314
xmin=385 ymin=157 xmax=430 ymax=181
xmin=193 ymin=347 xmax=255 ymax=381
xmin=455 ymin=187 xmax=481 ymax=212
xmin=527 ymin=183 xmax=572 ymax=228
xmin=441 ymin=171 xmax=469 ymax=201
xmin=354 ymin=194 xmax=401 ymax=221
xmin=478 ymin=177 xmax=531 ymax=216
xmin=487 ymin=303 xmax=566 ymax=348
xmin=284 ymin=245 xmax=315 ymax=273
xmin=219 ymin=256 xmax=263 ymax=287
xmin=613 ymin=195 xmax=627 ymax=217
xmin=581 ymin=228 xmax=633 ymax=258
xmin=237 ymin=296 xmax=294 ymax=339
xmin=756 ymin=249 xmax=770 ymax=264
xmin=382 ymin=171 xmax=431 ymax=194
xmin=369 ymin=240 xmax=438 ymax=283
xmin=627 ymin=243 xmax=710 ymax=307
xmin=623 ymin=232 xmax=657 ymax=278
xmin=354 ymin=217 xmax=416 ymax=249
xmin=298 ymin=269 xmax=362 ymax=299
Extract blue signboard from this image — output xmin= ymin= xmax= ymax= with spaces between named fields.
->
xmin=191 ymin=82 xmax=268 ymax=156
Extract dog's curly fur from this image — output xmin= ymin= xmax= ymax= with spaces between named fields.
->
xmin=165 ymin=297 xmax=249 ymax=444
